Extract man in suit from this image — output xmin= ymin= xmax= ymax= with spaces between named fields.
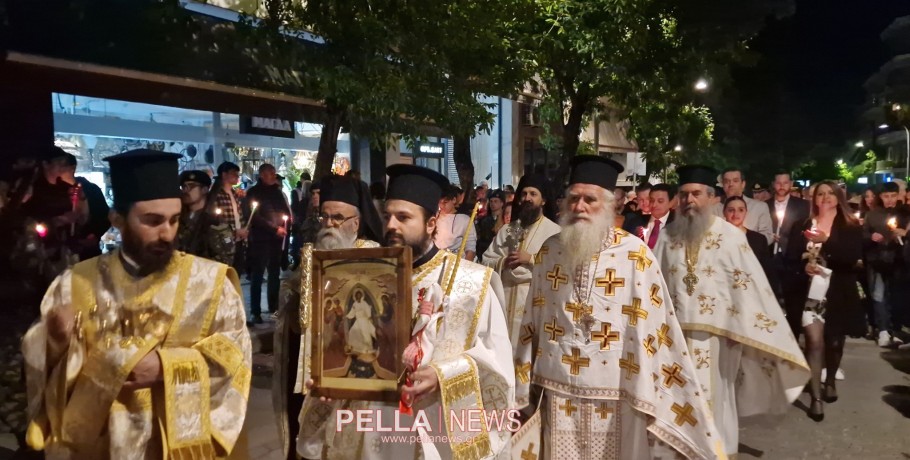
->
xmin=767 ymin=171 xmax=810 ymax=337
xmin=714 ymin=167 xmax=774 ymax=244
xmin=621 ymin=181 xmax=652 ymax=233
xmin=637 ymin=183 xmax=675 ymax=248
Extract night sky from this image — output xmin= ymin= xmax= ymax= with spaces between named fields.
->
xmin=723 ymin=0 xmax=910 ymax=160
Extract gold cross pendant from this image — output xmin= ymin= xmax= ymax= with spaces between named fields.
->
xmin=682 ymin=272 xmax=699 ymax=296
xmin=580 ymin=312 xmax=597 ymax=344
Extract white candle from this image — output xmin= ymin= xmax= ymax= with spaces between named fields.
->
xmin=282 ymin=214 xmax=289 ymax=250
xmin=774 ymin=209 xmax=785 ymax=253
xmin=888 ymin=217 xmax=903 ymax=245
xmin=245 ymin=201 xmax=259 ymax=229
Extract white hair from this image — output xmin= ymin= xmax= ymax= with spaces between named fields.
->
xmin=666 ymin=184 xmax=714 ymax=246
xmin=559 ymin=185 xmax=615 ymax=269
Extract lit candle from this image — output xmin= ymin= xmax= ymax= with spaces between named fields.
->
xmin=282 ymin=214 xmax=289 ymax=250
xmin=245 ymin=201 xmax=259 ymax=229
xmin=215 ymin=208 xmax=222 ymax=216
xmin=774 ymin=209 xmax=785 ymax=253
xmin=854 ymin=211 xmax=860 ymax=220
xmin=888 ymin=217 xmax=903 ymax=245
xmin=35 ymin=223 xmax=47 ymax=239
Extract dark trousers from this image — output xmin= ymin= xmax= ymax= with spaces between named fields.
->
xmin=286 ymin=327 xmax=304 ymax=460
xmin=249 ymin=238 xmax=282 ymax=316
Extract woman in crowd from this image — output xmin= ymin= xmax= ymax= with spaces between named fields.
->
xmin=860 ymin=186 xmax=880 ymax=219
xmin=723 ymin=196 xmax=775 ymax=286
xmin=786 ymin=180 xmax=864 ymax=422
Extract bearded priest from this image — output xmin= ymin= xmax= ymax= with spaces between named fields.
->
xmin=22 ymin=150 xmax=252 ymax=458
xmin=653 ymin=165 xmax=809 ymax=457
xmin=274 ymin=175 xmax=381 ymax=460
xmin=297 ymin=165 xmax=514 ymax=460
xmin=515 ymin=155 xmax=724 ymax=459
xmin=482 ymin=174 xmax=561 ymax=348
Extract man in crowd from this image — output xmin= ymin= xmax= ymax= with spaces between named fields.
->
xmin=654 ymin=165 xmax=809 ymax=457
xmin=621 ymin=181 xmax=652 ymax=233
xmin=175 ymin=170 xmax=234 ymax=264
xmin=483 ymin=174 xmax=561 ymax=347
xmin=476 ymin=188 xmax=506 ymax=260
xmin=297 ymin=164 xmax=513 ymax=459
xmin=752 ymin=182 xmax=771 ymax=203
xmin=274 ymin=175 xmax=380 ymax=460
xmin=864 ymin=181 xmax=910 ymax=347
xmin=22 ymin=149 xmax=251 ymax=458
xmin=245 ymin=163 xmax=292 ymax=325
xmin=210 ymin=161 xmax=248 ymax=271
xmin=637 ymin=183 xmax=675 ymax=249
xmin=768 ymin=171 xmax=810 ymax=337
xmin=515 ymin=156 xmax=722 ymax=459
xmin=714 ymin=167 xmax=774 ymax=244
xmin=58 ymin=153 xmax=109 ymax=261
xmin=434 ymin=183 xmax=477 ymax=260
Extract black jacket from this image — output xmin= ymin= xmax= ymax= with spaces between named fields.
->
xmin=767 ymin=197 xmax=810 ymax=257
xmin=244 ymin=183 xmax=291 ymax=246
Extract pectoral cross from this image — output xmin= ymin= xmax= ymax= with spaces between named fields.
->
xmin=561 ymin=347 xmax=590 ymax=375
xmin=682 ymin=272 xmax=699 ymax=296
xmin=580 ymin=312 xmax=597 ymax=344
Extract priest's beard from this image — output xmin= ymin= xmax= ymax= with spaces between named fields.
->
xmin=385 ymin=229 xmax=433 ymax=260
xmin=559 ymin=209 xmax=614 ymax=270
xmin=517 ymin=202 xmax=542 ymax=228
xmin=120 ymin=224 xmax=175 ymax=275
xmin=666 ymin=204 xmax=714 ymax=247
xmin=315 ymin=226 xmax=357 ymax=250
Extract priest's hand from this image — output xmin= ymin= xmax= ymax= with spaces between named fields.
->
xmin=401 ymin=366 xmax=439 ymax=405
xmin=122 ymin=351 xmax=163 ymax=391
xmin=47 ymin=304 xmax=75 ymax=344
xmin=506 ymin=250 xmax=532 ymax=269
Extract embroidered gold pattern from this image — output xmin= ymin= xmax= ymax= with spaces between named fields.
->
xmin=516 ymin=361 xmax=531 ymax=384
xmin=661 ymin=363 xmax=687 ymax=388
xmin=594 ymin=269 xmax=625 ymax=296
xmin=733 ymin=269 xmax=753 ymax=290
xmin=559 ymin=399 xmax=578 ymax=417
xmin=656 ymin=323 xmax=673 ymax=349
xmin=693 ymin=348 xmax=710 ymax=369
xmin=546 ymin=264 xmax=569 ymax=290
xmin=627 ymin=245 xmax=653 ymax=272
xmin=619 ymin=352 xmax=640 ymax=380
xmin=754 ymin=313 xmax=778 ymax=333
xmin=595 ymin=402 xmax=614 ymax=419
xmin=544 ymin=317 xmax=565 ymax=342
xmin=561 ymin=348 xmax=590 ymax=375
xmin=564 ymin=302 xmax=592 ymax=322
xmin=649 ymin=284 xmax=663 ymax=308
xmin=697 ymin=294 xmax=716 ymax=315
xmin=642 ymin=335 xmax=657 ymax=357
xmin=521 ymin=443 xmax=538 ymax=460
xmin=621 ymin=298 xmax=648 ymax=326
xmin=591 ymin=322 xmax=620 ymax=350
xmin=671 ymin=403 xmax=697 ymax=427
xmin=534 ymin=246 xmax=549 ymax=265
xmin=519 ymin=324 xmax=535 ymax=345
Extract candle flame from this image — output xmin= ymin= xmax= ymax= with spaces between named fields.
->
xmin=252 ymin=201 xmax=259 ymax=209
xmin=215 ymin=208 xmax=223 ymax=215
xmin=35 ymin=224 xmax=47 ymax=238
xmin=888 ymin=217 xmax=897 ymax=229
xmin=282 ymin=215 xmax=289 ymax=221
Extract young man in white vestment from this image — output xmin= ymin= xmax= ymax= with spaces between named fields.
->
xmin=297 ymin=165 xmax=514 ymax=460
xmin=653 ymin=165 xmax=810 ymax=457
xmin=483 ymin=173 xmax=561 ymax=349
xmin=22 ymin=150 xmax=252 ymax=459
xmin=515 ymin=155 xmax=725 ymax=459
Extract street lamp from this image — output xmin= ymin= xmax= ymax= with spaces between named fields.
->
xmin=694 ymin=78 xmax=709 ymax=92
xmin=855 ymin=141 xmax=865 ymax=148
xmin=879 ymin=123 xmax=890 ymax=129
xmin=674 ymin=145 xmax=684 ymax=152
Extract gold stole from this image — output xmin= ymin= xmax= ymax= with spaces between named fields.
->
xmin=429 ymin=256 xmax=495 ymax=460
xmin=55 ymin=254 xmax=193 ymax=453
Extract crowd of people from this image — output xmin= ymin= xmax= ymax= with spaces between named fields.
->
xmin=3 ymin=144 xmax=909 ymax=459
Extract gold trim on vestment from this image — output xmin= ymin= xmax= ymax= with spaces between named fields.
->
xmin=678 ymin=323 xmax=809 ymax=369
xmin=200 ymin=264 xmax=229 ymax=340
xmin=465 ymin=267 xmax=493 ymax=349
xmin=432 ymin=358 xmax=493 ymax=460
xmin=159 ymin=347 xmax=214 ymax=458
xmin=194 ymin=333 xmax=251 ymax=397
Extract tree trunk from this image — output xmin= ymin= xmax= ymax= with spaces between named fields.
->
xmin=313 ymin=107 xmax=344 ymax=180
xmin=453 ymin=134 xmax=475 ymax=197
xmin=555 ymin=98 xmax=588 ymax=184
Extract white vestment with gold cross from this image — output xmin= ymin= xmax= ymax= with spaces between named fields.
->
xmin=296 ymin=249 xmax=515 ymax=460
xmin=515 ymin=230 xmax=725 ymax=460
xmin=483 ymin=217 xmax=562 ymax=350
xmin=653 ymin=217 xmax=809 ymax=456
xmin=22 ymin=250 xmax=252 ymax=459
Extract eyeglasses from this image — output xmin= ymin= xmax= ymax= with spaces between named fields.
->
xmin=318 ymin=213 xmax=357 ymax=226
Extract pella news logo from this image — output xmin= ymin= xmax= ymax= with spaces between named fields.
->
xmin=335 ymin=408 xmax=523 ymax=433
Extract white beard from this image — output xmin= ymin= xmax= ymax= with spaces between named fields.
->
xmin=666 ymin=205 xmax=714 ymax=247
xmin=315 ymin=227 xmax=357 ymax=250
xmin=559 ymin=210 xmax=614 ymax=270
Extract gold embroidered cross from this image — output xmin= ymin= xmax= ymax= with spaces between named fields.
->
xmin=612 ymin=230 xmax=626 ymax=246
xmin=619 ymin=352 xmax=640 ymax=380
xmin=516 ymin=361 xmax=531 ymax=384
xmin=628 ymin=245 xmax=653 ymax=272
xmin=661 ymin=363 xmax=687 ymax=388
xmin=559 ymin=399 xmax=578 ymax=417
xmin=595 ymin=269 xmax=625 ymax=296
xmin=642 ymin=335 xmax=657 ymax=357
xmin=521 ymin=443 xmax=538 ymax=460
xmin=595 ymin=402 xmax=614 ymax=419
xmin=519 ymin=324 xmax=535 ymax=345
xmin=591 ymin=322 xmax=620 ymax=350
xmin=671 ymin=402 xmax=697 ymax=427
xmin=561 ymin=348 xmax=590 ymax=375
xmin=649 ymin=284 xmax=663 ymax=308
xmin=656 ymin=323 xmax=673 ymax=349
xmin=546 ymin=265 xmax=568 ymax=291
xmin=532 ymin=294 xmax=546 ymax=307
xmin=565 ymin=302 xmax=592 ymax=322
xmin=544 ymin=317 xmax=565 ymax=342
xmin=534 ymin=246 xmax=549 ymax=265
xmin=622 ymin=298 xmax=648 ymax=326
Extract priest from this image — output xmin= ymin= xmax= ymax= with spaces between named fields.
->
xmin=483 ymin=174 xmax=561 ymax=349
xmin=653 ymin=165 xmax=809 ymax=457
xmin=297 ymin=164 xmax=513 ymax=460
xmin=515 ymin=155 xmax=724 ymax=459
xmin=22 ymin=149 xmax=252 ymax=458
xmin=273 ymin=175 xmax=381 ymax=460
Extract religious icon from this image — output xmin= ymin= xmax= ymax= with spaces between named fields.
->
xmin=302 ymin=245 xmax=413 ymax=402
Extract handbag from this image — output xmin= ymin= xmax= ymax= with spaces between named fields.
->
xmin=511 ymin=389 xmax=544 ymax=460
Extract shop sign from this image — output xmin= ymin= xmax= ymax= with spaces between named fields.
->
xmin=413 ymin=142 xmax=445 ymax=158
xmin=240 ymin=115 xmax=296 ymax=138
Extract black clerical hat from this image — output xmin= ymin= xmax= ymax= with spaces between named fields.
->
xmin=105 ymin=149 xmax=181 ymax=210
xmin=320 ymin=175 xmax=360 ymax=208
xmin=516 ymin=174 xmax=548 ymax=197
xmin=179 ymin=170 xmax=212 ymax=188
xmin=677 ymin=165 xmax=718 ymax=187
xmin=386 ymin=164 xmax=450 ymax=214
xmin=568 ymin=155 xmax=624 ymax=190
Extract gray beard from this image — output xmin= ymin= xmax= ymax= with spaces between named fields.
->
xmin=559 ymin=210 xmax=614 ymax=270
xmin=666 ymin=207 xmax=714 ymax=246
xmin=315 ymin=227 xmax=357 ymax=250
